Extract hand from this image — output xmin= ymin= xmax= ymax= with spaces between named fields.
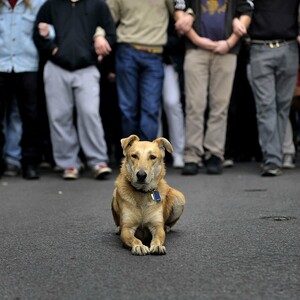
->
xmin=175 ymin=14 xmax=194 ymax=35
xmin=52 ymin=47 xmax=58 ymax=56
xmin=232 ymin=18 xmax=247 ymax=37
xmin=213 ymin=40 xmax=230 ymax=55
xmin=94 ymin=35 xmax=111 ymax=57
xmin=38 ymin=22 xmax=50 ymax=37
xmin=107 ymin=72 xmax=116 ymax=82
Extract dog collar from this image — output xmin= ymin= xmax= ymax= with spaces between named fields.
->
xmin=151 ymin=190 xmax=161 ymax=203
xmin=133 ymin=186 xmax=161 ymax=203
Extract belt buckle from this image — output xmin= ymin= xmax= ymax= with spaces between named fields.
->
xmin=268 ymin=41 xmax=280 ymax=48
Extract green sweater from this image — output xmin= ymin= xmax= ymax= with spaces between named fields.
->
xmin=107 ymin=0 xmax=174 ymax=50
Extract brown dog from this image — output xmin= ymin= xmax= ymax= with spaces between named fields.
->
xmin=112 ymin=135 xmax=185 ymax=255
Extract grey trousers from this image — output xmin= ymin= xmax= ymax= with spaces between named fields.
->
xmin=250 ymin=41 xmax=299 ymax=167
xmin=43 ymin=61 xmax=108 ymax=169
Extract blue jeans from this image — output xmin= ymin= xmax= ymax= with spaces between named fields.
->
xmin=3 ymin=97 xmax=22 ymax=167
xmin=115 ymin=43 xmax=164 ymax=141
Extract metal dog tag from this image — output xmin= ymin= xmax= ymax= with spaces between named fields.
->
xmin=151 ymin=191 xmax=161 ymax=203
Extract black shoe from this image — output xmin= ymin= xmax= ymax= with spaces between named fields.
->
xmin=205 ymin=155 xmax=223 ymax=175
xmin=4 ymin=163 xmax=21 ymax=177
xmin=0 ymin=159 xmax=4 ymax=179
xmin=181 ymin=162 xmax=198 ymax=175
xmin=261 ymin=164 xmax=282 ymax=177
xmin=23 ymin=165 xmax=40 ymax=180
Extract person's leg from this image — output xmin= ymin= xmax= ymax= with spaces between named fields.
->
xmin=282 ymin=119 xmax=296 ymax=168
xmin=115 ymin=44 xmax=140 ymax=138
xmin=3 ymin=97 xmax=22 ymax=175
xmin=250 ymin=43 xmax=298 ymax=169
xmin=43 ymin=61 xmax=81 ymax=170
xmin=250 ymin=46 xmax=280 ymax=168
xmin=162 ymin=64 xmax=185 ymax=166
xmin=205 ymin=53 xmax=237 ymax=160
xmin=275 ymin=42 xmax=299 ymax=165
xmin=73 ymin=66 xmax=109 ymax=168
xmin=183 ymin=49 xmax=210 ymax=164
xmin=15 ymin=72 xmax=40 ymax=178
xmin=37 ymin=58 xmax=55 ymax=168
xmin=0 ymin=72 xmax=11 ymax=177
xmin=283 ymin=120 xmax=296 ymax=155
xmin=139 ymin=52 xmax=164 ymax=141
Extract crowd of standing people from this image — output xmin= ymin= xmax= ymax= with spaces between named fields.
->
xmin=0 ymin=0 xmax=299 ymax=181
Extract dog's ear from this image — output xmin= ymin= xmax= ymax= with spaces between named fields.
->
xmin=153 ymin=137 xmax=173 ymax=154
xmin=120 ymin=135 xmax=140 ymax=154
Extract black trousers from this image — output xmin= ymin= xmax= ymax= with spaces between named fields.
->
xmin=0 ymin=72 xmax=39 ymax=171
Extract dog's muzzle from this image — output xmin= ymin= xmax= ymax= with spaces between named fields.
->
xmin=136 ymin=170 xmax=147 ymax=183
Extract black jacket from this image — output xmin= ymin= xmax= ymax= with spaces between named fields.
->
xmin=33 ymin=0 xmax=116 ymax=71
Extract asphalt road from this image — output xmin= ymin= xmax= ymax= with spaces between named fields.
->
xmin=1 ymin=161 xmax=299 ymax=300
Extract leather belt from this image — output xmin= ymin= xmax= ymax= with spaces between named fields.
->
xmin=131 ymin=44 xmax=163 ymax=54
xmin=251 ymin=39 xmax=295 ymax=48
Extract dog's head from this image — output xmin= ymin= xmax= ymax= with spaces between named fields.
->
xmin=120 ymin=135 xmax=173 ymax=192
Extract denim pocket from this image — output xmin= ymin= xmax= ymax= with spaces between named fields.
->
xmin=21 ymin=15 xmax=35 ymax=34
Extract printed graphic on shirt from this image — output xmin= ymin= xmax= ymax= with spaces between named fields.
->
xmin=201 ymin=0 xmax=227 ymax=15
xmin=200 ymin=0 xmax=228 ymax=41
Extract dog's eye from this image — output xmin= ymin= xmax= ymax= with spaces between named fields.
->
xmin=149 ymin=155 xmax=156 ymax=160
xmin=131 ymin=154 xmax=138 ymax=159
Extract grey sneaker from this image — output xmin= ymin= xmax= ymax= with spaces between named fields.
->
xmin=93 ymin=164 xmax=112 ymax=180
xmin=63 ymin=168 xmax=79 ymax=180
xmin=282 ymin=154 xmax=295 ymax=169
xmin=261 ymin=164 xmax=282 ymax=177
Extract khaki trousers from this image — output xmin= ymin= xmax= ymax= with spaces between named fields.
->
xmin=183 ymin=48 xmax=237 ymax=163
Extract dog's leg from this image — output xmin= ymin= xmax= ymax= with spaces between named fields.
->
xmin=121 ymin=226 xmax=150 ymax=256
xmin=112 ymin=191 xmax=120 ymax=227
xmin=149 ymin=224 xmax=166 ymax=255
xmin=165 ymin=189 xmax=185 ymax=230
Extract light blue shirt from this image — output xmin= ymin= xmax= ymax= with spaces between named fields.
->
xmin=0 ymin=0 xmax=46 ymax=72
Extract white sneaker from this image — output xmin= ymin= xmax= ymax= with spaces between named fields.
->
xmin=223 ymin=159 xmax=234 ymax=168
xmin=63 ymin=168 xmax=79 ymax=180
xmin=93 ymin=163 xmax=112 ymax=179
xmin=282 ymin=154 xmax=295 ymax=169
xmin=198 ymin=161 xmax=204 ymax=168
xmin=172 ymin=155 xmax=184 ymax=168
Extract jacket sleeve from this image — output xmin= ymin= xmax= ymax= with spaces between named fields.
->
xmin=33 ymin=1 xmax=58 ymax=58
xmin=236 ymin=0 xmax=254 ymax=18
xmin=97 ymin=0 xmax=117 ymax=47
xmin=174 ymin=0 xmax=187 ymax=11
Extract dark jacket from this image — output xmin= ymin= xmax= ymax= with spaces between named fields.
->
xmin=163 ymin=16 xmax=185 ymax=70
xmin=33 ymin=0 xmax=116 ymax=71
xmin=249 ymin=0 xmax=300 ymax=40
xmin=174 ymin=0 xmax=253 ymax=54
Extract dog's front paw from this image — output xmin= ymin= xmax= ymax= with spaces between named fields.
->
xmin=131 ymin=245 xmax=150 ymax=256
xmin=115 ymin=226 xmax=121 ymax=235
xmin=150 ymin=245 xmax=166 ymax=255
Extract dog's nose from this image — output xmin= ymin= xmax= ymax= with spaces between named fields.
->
xmin=136 ymin=170 xmax=147 ymax=182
